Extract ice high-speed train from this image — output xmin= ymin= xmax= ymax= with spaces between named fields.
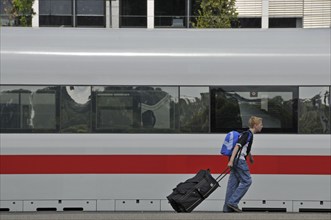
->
xmin=0 ymin=27 xmax=330 ymax=212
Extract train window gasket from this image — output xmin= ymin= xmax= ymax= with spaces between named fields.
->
xmin=210 ymin=86 xmax=299 ymax=134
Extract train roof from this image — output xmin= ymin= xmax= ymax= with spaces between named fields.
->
xmin=1 ymin=27 xmax=330 ymax=86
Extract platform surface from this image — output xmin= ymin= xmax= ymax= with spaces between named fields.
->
xmin=1 ymin=212 xmax=331 ymax=220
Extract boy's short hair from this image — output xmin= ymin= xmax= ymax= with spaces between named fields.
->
xmin=248 ymin=116 xmax=263 ymax=128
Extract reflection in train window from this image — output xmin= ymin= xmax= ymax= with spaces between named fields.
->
xmin=0 ymin=86 xmax=58 ymax=131
xmin=180 ymin=87 xmax=209 ymax=133
xmin=210 ymin=86 xmax=298 ymax=133
xmin=60 ymin=86 xmax=91 ymax=133
xmin=92 ymin=86 xmax=178 ymax=132
xmin=0 ymin=91 xmax=19 ymax=129
xmin=299 ymin=87 xmax=330 ymax=134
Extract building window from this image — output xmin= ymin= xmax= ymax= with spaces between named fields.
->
xmin=236 ymin=18 xmax=262 ymax=28
xmin=120 ymin=0 xmax=147 ymax=27
xmin=39 ymin=0 xmax=73 ymax=27
xmin=40 ymin=0 xmax=105 ymax=27
xmin=0 ymin=0 xmax=14 ymax=26
xmin=269 ymin=17 xmax=302 ymax=28
xmin=299 ymin=87 xmax=330 ymax=134
xmin=76 ymin=0 xmax=105 ymax=27
xmin=155 ymin=0 xmax=186 ymax=28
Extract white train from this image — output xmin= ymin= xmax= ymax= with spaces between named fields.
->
xmin=0 ymin=27 xmax=330 ymax=212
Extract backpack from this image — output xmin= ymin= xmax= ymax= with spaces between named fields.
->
xmin=220 ymin=131 xmax=251 ymax=156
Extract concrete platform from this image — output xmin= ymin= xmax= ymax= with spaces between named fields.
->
xmin=0 ymin=212 xmax=330 ymax=220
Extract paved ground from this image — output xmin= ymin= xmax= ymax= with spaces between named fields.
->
xmin=0 ymin=212 xmax=330 ymax=220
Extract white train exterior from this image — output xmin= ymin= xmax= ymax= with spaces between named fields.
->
xmin=0 ymin=28 xmax=330 ymax=212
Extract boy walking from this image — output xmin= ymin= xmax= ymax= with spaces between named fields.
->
xmin=223 ymin=116 xmax=263 ymax=212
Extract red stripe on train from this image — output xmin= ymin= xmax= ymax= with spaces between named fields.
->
xmin=0 ymin=155 xmax=330 ymax=175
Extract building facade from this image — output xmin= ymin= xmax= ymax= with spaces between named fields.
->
xmin=1 ymin=0 xmax=331 ymax=28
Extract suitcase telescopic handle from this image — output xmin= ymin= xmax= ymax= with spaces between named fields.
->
xmin=215 ymin=167 xmax=230 ymax=183
xmin=215 ymin=142 xmax=243 ymax=183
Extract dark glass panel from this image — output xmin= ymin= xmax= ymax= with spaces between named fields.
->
xmin=269 ymin=18 xmax=301 ymax=28
xmin=211 ymin=86 xmax=298 ymax=133
xmin=155 ymin=0 xmax=186 ymax=28
xmin=60 ymin=86 xmax=91 ymax=133
xmin=180 ymin=87 xmax=209 ymax=133
xmin=76 ymin=16 xmax=105 ymax=27
xmin=92 ymin=86 xmax=178 ymax=132
xmin=39 ymin=15 xmax=73 ymax=26
xmin=0 ymin=86 xmax=58 ymax=132
xmin=120 ymin=0 xmax=147 ymax=27
xmin=299 ymin=87 xmax=330 ymax=134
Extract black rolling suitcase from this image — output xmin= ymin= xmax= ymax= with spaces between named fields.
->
xmin=167 ymin=168 xmax=229 ymax=212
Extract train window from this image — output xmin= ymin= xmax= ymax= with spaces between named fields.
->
xmin=0 ymin=90 xmax=19 ymax=129
xmin=180 ymin=87 xmax=209 ymax=133
xmin=210 ymin=86 xmax=298 ymax=133
xmin=0 ymin=86 xmax=58 ymax=132
xmin=299 ymin=87 xmax=330 ymax=134
xmin=60 ymin=86 xmax=91 ymax=133
xmin=92 ymin=86 xmax=178 ymax=133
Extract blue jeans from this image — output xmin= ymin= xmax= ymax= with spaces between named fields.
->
xmin=223 ymin=159 xmax=252 ymax=212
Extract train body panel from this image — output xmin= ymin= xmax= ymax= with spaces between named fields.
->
xmin=1 ymin=133 xmax=330 ymax=211
xmin=2 ymin=54 xmax=329 ymax=86
xmin=0 ymin=28 xmax=330 ymax=212
xmin=0 ymin=174 xmax=330 ymax=201
xmin=0 ymin=133 xmax=330 ymax=156
xmin=1 ymin=28 xmax=330 ymax=86
xmin=1 ymin=174 xmax=330 ymax=211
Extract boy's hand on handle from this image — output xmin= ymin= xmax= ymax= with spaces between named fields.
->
xmin=249 ymin=154 xmax=254 ymax=164
xmin=228 ymin=160 xmax=234 ymax=168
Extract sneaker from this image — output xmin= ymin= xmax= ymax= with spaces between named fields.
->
xmin=227 ymin=204 xmax=242 ymax=213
